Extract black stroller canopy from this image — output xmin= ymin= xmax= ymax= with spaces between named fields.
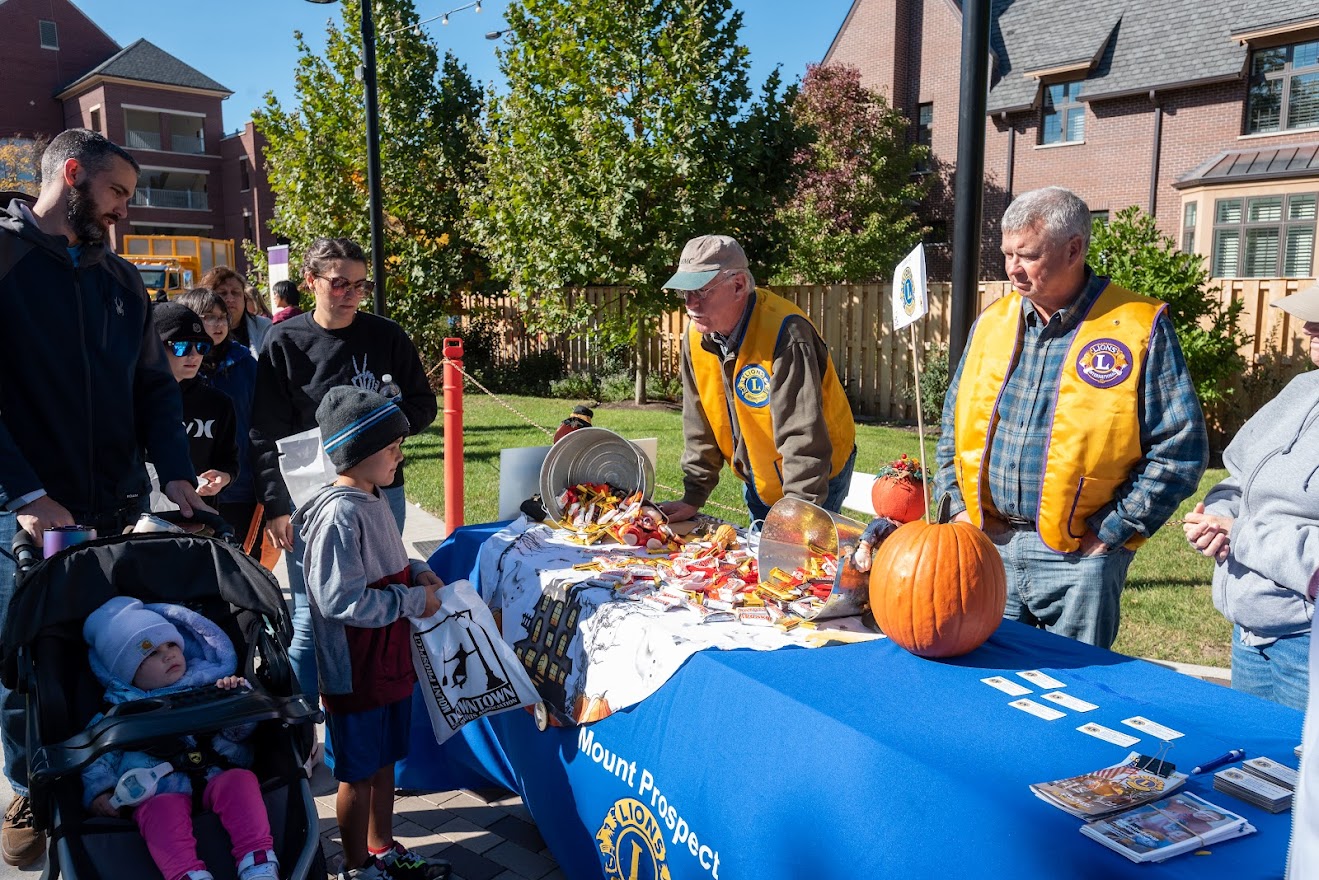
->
xmin=1 ymin=532 xmax=291 ymax=668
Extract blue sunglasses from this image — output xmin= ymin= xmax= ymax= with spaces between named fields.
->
xmin=166 ymin=340 xmax=212 ymax=357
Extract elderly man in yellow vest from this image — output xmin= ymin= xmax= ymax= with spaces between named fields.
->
xmin=657 ymin=235 xmax=857 ymax=526
xmin=932 ymin=187 xmax=1208 ymax=649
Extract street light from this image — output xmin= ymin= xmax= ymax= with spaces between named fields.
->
xmin=485 ymin=29 xmax=509 ymax=40
xmin=305 ymin=0 xmax=388 ymax=317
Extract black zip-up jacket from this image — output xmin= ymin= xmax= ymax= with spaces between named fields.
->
xmin=0 ymin=199 xmax=193 ymax=517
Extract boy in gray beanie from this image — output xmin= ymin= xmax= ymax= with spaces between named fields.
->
xmin=292 ymin=386 xmax=448 ymax=880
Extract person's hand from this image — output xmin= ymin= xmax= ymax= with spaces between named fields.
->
xmin=163 ymin=480 xmax=216 ymax=518
xmin=215 ymin=676 xmax=249 ymax=690
xmin=266 ymin=514 xmax=294 ymax=551
xmin=415 ymin=570 xmax=443 ymax=589
xmin=1078 ymin=531 xmax=1111 ymax=557
xmin=657 ymin=500 xmax=699 ymax=523
xmin=90 ymin=792 xmax=118 ymax=818
xmin=952 ymin=510 xmax=972 ymax=524
xmin=16 ymin=495 xmax=74 ymax=547
xmin=851 ymin=517 xmax=899 ymax=573
xmin=196 ymin=470 xmax=231 ymax=497
xmin=1183 ymin=502 xmax=1233 ymax=562
xmin=421 ymin=583 xmax=443 ymax=618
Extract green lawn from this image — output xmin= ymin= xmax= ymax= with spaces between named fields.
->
xmin=404 ymin=394 xmax=1229 ymax=668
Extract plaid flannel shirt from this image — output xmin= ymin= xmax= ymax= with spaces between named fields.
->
xmin=933 ymin=270 xmax=1207 ymax=548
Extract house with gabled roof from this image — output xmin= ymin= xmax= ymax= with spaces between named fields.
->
xmin=826 ymin=0 xmax=1319 ymax=280
xmin=0 ymin=0 xmax=274 ymax=271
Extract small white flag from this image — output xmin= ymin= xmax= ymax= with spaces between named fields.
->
xmin=891 ymin=243 xmax=929 ymax=331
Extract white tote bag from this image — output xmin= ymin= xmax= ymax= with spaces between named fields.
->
xmin=410 ymin=579 xmax=540 ymax=744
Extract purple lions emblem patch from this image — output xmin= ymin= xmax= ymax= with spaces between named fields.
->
xmin=1076 ymin=339 xmax=1134 ymax=388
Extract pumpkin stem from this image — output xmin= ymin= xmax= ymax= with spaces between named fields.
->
xmin=936 ymin=493 xmax=953 ymax=524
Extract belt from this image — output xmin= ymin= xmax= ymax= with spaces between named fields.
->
xmin=989 ymin=513 xmax=1036 ymax=530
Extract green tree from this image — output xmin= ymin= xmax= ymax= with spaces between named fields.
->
xmin=773 ymin=63 xmax=928 ymax=284
xmin=1089 ymin=206 xmax=1250 ymax=438
xmin=469 ymin=0 xmax=757 ymax=402
xmin=253 ymin=0 xmax=485 ymax=364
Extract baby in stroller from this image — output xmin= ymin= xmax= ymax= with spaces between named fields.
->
xmin=80 ymin=596 xmax=279 ymax=880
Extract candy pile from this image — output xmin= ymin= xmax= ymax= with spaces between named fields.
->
xmin=571 ymin=523 xmax=842 ymax=630
xmin=554 ymin=483 xmax=681 ymax=550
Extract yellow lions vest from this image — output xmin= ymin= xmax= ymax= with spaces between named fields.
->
xmin=689 ymin=288 xmax=855 ymax=508
xmin=953 ymin=281 xmax=1164 ymax=552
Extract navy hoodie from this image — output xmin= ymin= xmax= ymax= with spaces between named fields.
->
xmin=0 ymin=199 xmax=192 ymax=515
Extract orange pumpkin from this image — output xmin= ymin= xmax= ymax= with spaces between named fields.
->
xmin=868 ymin=519 xmax=1007 ymax=658
xmin=871 ymin=475 xmax=927 ymax=523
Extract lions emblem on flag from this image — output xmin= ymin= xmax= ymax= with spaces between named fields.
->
xmin=1075 ymin=338 xmax=1134 ymax=389
xmin=900 ymin=265 xmax=917 ymax=317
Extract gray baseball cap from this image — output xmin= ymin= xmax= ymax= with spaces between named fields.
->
xmin=663 ymin=235 xmax=749 ymax=290
xmin=1271 ymin=282 xmax=1319 ymax=323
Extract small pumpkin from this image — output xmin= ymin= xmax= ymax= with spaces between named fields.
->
xmin=871 ymin=475 xmax=927 ymax=523
xmin=868 ymin=517 xmax=1007 ymax=658
xmin=573 ymin=694 xmax=613 ymax=724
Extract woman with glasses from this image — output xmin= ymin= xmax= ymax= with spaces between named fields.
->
xmin=177 ymin=287 xmax=265 ymax=556
xmin=201 ymin=266 xmax=272 ymax=354
xmin=250 ymin=237 xmax=437 ymax=703
xmin=150 ymin=302 xmax=237 ymax=503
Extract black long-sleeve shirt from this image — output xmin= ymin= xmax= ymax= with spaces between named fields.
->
xmin=249 ymin=311 xmax=437 ymax=518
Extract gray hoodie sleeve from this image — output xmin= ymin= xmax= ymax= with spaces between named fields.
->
xmin=304 ymin=518 xmax=429 ymax=627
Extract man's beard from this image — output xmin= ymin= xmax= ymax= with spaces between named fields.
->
xmin=65 ymin=179 xmax=107 ymax=244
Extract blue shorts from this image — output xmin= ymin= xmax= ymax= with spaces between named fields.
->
xmin=324 ymin=696 xmax=413 ymax=784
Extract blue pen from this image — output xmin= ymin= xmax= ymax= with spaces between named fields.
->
xmin=1192 ymin=748 xmax=1246 ymax=775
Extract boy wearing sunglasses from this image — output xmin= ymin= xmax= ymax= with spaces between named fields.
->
xmin=153 ymin=302 xmax=239 ymax=499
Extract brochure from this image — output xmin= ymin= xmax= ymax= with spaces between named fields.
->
xmin=1031 ymin=751 xmax=1188 ymax=819
xmin=1079 ymin=791 xmax=1255 ymax=863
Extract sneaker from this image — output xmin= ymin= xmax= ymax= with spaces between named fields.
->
xmin=238 ymin=848 xmax=280 ymax=880
xmin=1 ymin=795 xmax=44 ymax=867
xmin=377 ymin=842 xmax=451 ymax=880
xmin=184 ymin=872 xmax=215 ymax=880
xmin=339 ymin=856 xmax=389 ymax=880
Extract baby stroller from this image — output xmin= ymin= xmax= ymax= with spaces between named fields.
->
xmin=1 ymin=511 xmax=324 ymax=880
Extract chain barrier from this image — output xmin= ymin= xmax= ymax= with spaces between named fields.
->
xmin=437 ymin=357 xmax=747 ymax=517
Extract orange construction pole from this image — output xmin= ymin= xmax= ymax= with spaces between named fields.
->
xmin=442 ymin=337 xmax=464 ymax=537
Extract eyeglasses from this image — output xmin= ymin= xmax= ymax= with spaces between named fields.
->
xmin=684 ymin=271 xmax=732 ymax=302
xmin=201 ymin=315 xmax=229 ymax=328
xmin=166 ymin=340 xmax=212 ymax=357
xmin=315 ymin=275 xmax=375 ymax=296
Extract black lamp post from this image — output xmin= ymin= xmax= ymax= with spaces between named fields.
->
xmin=306 ymin=0 xmax=388 ymax=316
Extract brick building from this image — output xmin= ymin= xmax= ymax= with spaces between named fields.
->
xmin=0 ymin=0 xmax=275 ymax=273
xmin=825 ymin=0 xmax=1319 ymax=280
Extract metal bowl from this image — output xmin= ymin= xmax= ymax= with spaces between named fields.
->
xmin=539 ymin=427 xmax=655 ymax=521
xmin=758 ymin=497 xmax=868 ymax=621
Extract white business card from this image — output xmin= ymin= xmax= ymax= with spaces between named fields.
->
xmin=982 ymin=676 xmax=1032 ymax=696
xmin=1042 ymin=691 xmax=1098 ymax=712
xmin=1017 ymin=669 xmax=1066 ymax=689
xmin=1077 ymin=722 xmax=1141 ymax=747
xmin=1121 ymin=716 xmax=1184 ymax=741
xmin=1008 ymin=698 xmax=1066 ymax=721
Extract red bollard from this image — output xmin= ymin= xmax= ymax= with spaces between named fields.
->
xmin=442 ymin=338 xmax=464 ymax=536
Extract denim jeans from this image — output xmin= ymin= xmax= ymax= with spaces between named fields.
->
xmin=743 ymin=447 xmax=858 ymax=527
xmin=286 ymin=484 xmax=409 ymax=701
xmin=990 ymin=526 xmax=1134 ymax=649
xmin=1230 ymin=625 xmax=1309 ymax=711
xmin=0 ymin=512 xmax=26 ymax=794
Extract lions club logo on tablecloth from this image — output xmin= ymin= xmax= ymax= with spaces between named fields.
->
xmin=734 ymin=364 xmax=770 ymax=408
xmin=1075 ymin=338 xmax=1134 ymax=389
xmin=597 ymin=798 xmax=671 ymax=880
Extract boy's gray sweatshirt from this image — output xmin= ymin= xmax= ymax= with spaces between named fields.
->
xmin=1205 ymin=371 xmax=1319 ymax=645
xmin=294 ymin=484 xmax=432 ymax=703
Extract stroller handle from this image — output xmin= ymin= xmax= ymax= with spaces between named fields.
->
xmin=11 ymin=508 xmax=238 ymax=564
xmin=10 ymin=531 xmax=39 ymax=574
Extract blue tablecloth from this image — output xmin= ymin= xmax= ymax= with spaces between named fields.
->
xmin=401 ymin=522 xmax=1303 ymax=880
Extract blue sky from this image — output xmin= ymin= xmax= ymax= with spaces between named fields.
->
xmin=71 ymin=0 xmax=857 ymax=134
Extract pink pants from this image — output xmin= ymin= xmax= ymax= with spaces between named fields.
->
xmin=133 ymin=768 xmax=274 ymax=880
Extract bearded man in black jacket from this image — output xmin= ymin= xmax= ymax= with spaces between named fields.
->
xmin=0 ymin=129 xmax=210 ymax=866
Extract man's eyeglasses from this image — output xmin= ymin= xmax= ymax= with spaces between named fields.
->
xmin=166 ymin=340 xmax=212 ymax=357
xmin=685 ymin=271 xmax=732 ymax=301
xmin=315 ymin=275 xmax=375 ymax=296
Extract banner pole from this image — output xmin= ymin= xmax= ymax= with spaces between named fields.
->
xmin=909 ymin=324 xmax=931 ymax=522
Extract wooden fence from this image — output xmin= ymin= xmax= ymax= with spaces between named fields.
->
xmin=459 ymin=277 xmax=1316 ymax=420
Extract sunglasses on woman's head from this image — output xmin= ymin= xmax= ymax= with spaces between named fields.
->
xmin=166 ymin=340 xmax=212 ymax=357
